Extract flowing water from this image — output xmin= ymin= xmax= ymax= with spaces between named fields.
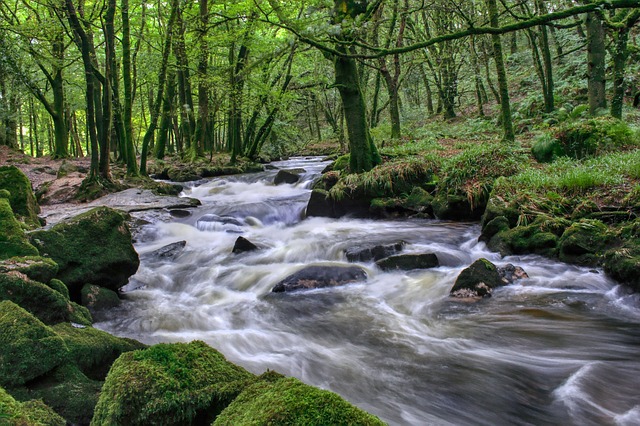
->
xmin=96 ymin=157 xmax=640 ymax=426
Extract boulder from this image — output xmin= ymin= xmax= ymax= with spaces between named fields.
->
xmin=81 ymin=283 xmax=121 ymax=312
xmin=0 ymin=272 xmax=92 ymax=326
xmin=47 ymin=278 xmax=70 ymax=300
xmin=142 ymin=240 xmax=187 ymax=260
xmin=346 ymin=242 xmax=405 ymax=262
xmin=0 ymin=197 xmax=39 ymax=260
xmin=0 ymin=165 xmax=41 ymax=228
xmin=0 ymin=256 xmax=58 ymax=283
xmin=305 ymin=189 xmax=371 ymax=219
xmin=92 ymin=341 xmax=254 ymax=426
xmin=450 ymin=258 xmax=505 ymax=299
xmin=0 ymin=301 xmax=68 ymax=387
xmin=497 ymin=264 xmax=529 ymax=285
xmin=29 ymin=207 xmax=139 ymax=297
xmin=558 ymin=220 xmax=612 ymax=266
xmin=232 ymin=236 xmax=259 ymax=254
xmin=376 ymin=253 xmax=439 ymax=271
xmin=213 ymin=371 xmax=385 ymax=426
xmin=56 ymin=159 xmax=86 ymax=178
xmin=274 ymin=168 xmax=305 ymax=185
xmin=272 ymin=265 xmax=367 ymax=293
xmin=0 ymin=386 xmax=65 ymax=426
xmin=432 ymin=193 xmax=483 ymax=221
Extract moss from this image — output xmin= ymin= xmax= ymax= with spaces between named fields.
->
xmin=450 ymin=258 xmax=504 ymax=297
xmin=91 ymin=341 xmax=255 ymax=426
xmin=0 ymin=272 xmax=91 ymax=326
xmin=558 ymin=219 xmax=613 ymax=266
xmin=20 ymin=363 xmax=101 ymax=425
xmin=333 ymin=154 xmax=351 ymax=172
xmin=602 ymin=219 xmax=640 ymax=291
xmin=29 ymin=206 xmax=139 ymax=298
xmin=81 ymin=283 xmax=121 ymax=312
xmin=0 ymin=257 xmax=58 ymax=283
xmin=0 ymin=198 xmax=39 ymax=260
xmin=531 ymin=136 xmax=565 ymax=163
xmin=0 ymin=301 xmax=68 ymax=387
xmin=0 ymin=386 xmax=65 ymax=426
xmin=213 ymin=372 xmax=386 ymax=426
xmin=553 ymin=116 xmax=638 ymax=159
xmin=52 ymin=323 xmax=145 ymax=380
xmin=479 ymin=216 xmax=510 ymax=243
xmin=499 ymin=225 xmax=559 ymax=257
xmin=46 ymin=279 xmax=69 ymax=300
xmin=0 ymin=166 xmax=41 ymax=228
xmin=480 ymin=192 xmax=520 ymax=229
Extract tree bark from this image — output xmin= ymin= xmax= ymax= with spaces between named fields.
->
xmin=586 ymin=12 xmax=607 ymax=114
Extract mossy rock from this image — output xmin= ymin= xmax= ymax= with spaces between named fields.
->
xmin=432 ymin=193 xmax=482 ymax=221
xmin=81 ymin=283 xmax=121 ymax=312
xmin=0 ymin=166 xmax=41 ymax=228
xmin=0 ymin=386 xmax=65 ymax=426
xmin=0 ymin=198 xmax=39 ymax=260
xmin=213 ymin=371 xmax=386 ymax=426
xmin=52 ymin=322 xmax=145 ymax=380
xmin=46 ymin=279 xmax=69 ymax=300
xmin=480 ymin=193 xmax=520 ymax=229
xmin=23 ymin=363 xmax=102 ymax=425
xmin=479 ymin=216 xmax=510 ymax=243
xmin=29 ymin=207 xmax=139 ymax=298
xmin=0 ymin=301 xmax=68 ymax=387
xmin=558 ymin=220 xmax=613 ymax=266
xmin=450 ymin=258 xmax=504 ymax=298
xmin=0 ymin=272 xmax=91 ymax=326
xmin=91 ymin=341 xmax=255 ymax=426
xmin=0 ymin=256 xmax=58 ymax=283
xmin=499 ymin=226 xmax=559 ymax=257
xmin=603 ymin=247 xmax=640 ymax=292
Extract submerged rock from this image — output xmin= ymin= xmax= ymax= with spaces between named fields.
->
xmin=213 ymin=371 xmax=385 ymax=426
xmin=450 ymin=258 xmax=505 ymax=299
xmin=272 ymin=265 xmax=367 ymax=293
xmin=92 ymin=341 xmax=254 ymax=426
xmin=196 ymin=213 xmax=245 ymax=233
xmin=274 ymin=168 xmax=305 ymax=185
xmin=345 ymin=242 xmax=405 ymax=262
xmin=232 ymin=236 xmax=259 ymax=254
xmin=142 ymin=240 xmax=187 ymax=260
xmin=29 ymin=206 xmax=139 ymax=298
xmin=376 ymin=253 xmax=439 ymax=271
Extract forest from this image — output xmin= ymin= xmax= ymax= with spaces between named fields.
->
xmin=2 ymin=0 xmax=640 ymax=425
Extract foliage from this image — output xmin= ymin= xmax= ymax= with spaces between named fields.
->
xmin=552 ymin=116 xmax=639 ymax=159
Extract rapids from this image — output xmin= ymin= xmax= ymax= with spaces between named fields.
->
xmin=96 ymin=157 xmax=640 ymax=425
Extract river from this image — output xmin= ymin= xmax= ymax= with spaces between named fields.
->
xmin=96 ymin=157 xmax=640 ymax=426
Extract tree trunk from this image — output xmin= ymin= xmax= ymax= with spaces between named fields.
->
xmin=536 ymin=0 xmax=555 ymax=113
xmin=609 ymin=10 xmax=640 ymax=118
xmin=586 ymin=12 xmax=607 ymax=114
xmin=121 ymin=0 xmax=138 ymax=175
xmin=193 ymin=0 xmax=208 ymax=159
xmin=156 ymin=70 xmax=176 ymax=159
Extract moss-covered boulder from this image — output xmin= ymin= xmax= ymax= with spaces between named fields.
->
xmin=0 ymin=301 xmax=68 ymax=387
xmin=213 ymin=371 xmax=386 ymax=426
xmin=0 ymin=165 xmax=41 ymax=228
xmin=450 ymin=258 xmax=504 ymax=299
xmin=432 ymin=193 xmax=481 ymax=221
xmin=0 ymin=386 xmax=65 ymax=426
xmin=0 ymin=272 xmax=91 ymax=326
xmin=0 ymin=256 xmax=58 ymax=283
xmin=558 ymin=220 xmax=613 ymax=266
xmin=603 ymin=220 xmax=640 ymax=291
xmin=81 ymin=283 xmax=121 ymax=312
xmin=52 ymin=322 xmax=145 ymax=380
xmin=47 ymin=278 xmax=69 ymax=300
xmin=29 ymin=207 xmax=139 ymax=298
xmin=488 ymin=216 xmax=569 ymax=258
xmin=91 ymin=341 xmax=254 ymax=426
xmin=0 ymin=198 xmax=39 ymax=260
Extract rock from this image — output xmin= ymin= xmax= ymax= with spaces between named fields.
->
xmin=0 ymin=197 xmax=39 ymax=260
xmin=450 ymin=258 xmax=505 ymax=299
xmin=0 ymin=386 xmax=65 ymax=426
xmin=142 ymin=240 xmax=187 ymax=260
xmin=232 ymin=236 xmax=259 ymax=254
xmin=558 ymin=219 xmax=612 ymax=266
xmin=52 ymin=322 xmax=145 ymax=380
xmin=56 ymin=159 xmax=85 ymax=178
xmin=346 ymin=242 xmax=405 ymax=262
xmin=81 ymin=283 xmax=121 ymax=312
xmin=29 ymin=206 xmax=139 ymax=298
xmin=479 ymin=216 xmax=510 ymax=243
xmin=305 ymin=189 xmax=335 ymax=218
xmin=169 ymin=209 xmax=191 ymax=218
xmin=305 ymin=189 xmax=371 ymax=219
xmin=274 ymin=168 xmax=305 ymax=185
xmin=0 ymin=272 xmax=92 ymax=325
xmin=196 ymin=214 xmax=244 ymax=233
xmin=376 ymin=253 xmax=439 ymax=271
xmin=432 ymin=193 xmax=483 ymax=221
xmin=0 ymin=165 xmax=41 ymax=228
xmin=47 ymin=278 xmax=70 ymax=300
xmin=0 ymin=256 xmax=58 ymax=283
xmin=272 ymin=265 xmax=367 ymax=293
xmin=92 ymin=341 xmax=254 ymax=426
xmin=497 ymin=264 xmax=529 ymax=284
xmin=213 ymin=371 xmax=385 ymax=426
xmin=0 ymin=301 xmax=68 ymax=387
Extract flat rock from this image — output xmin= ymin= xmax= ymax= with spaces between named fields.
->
xmin=346 ymin=242 xmax=405 ymax=262
xmin=376 ymin=253 xmax=439 ymax=271
xmin=142 ymin=241 xmax=187 ymax=260
xmin=272 ymin=265 xmax=367 ymax=293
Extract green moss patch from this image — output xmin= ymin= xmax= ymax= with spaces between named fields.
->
xmin=0 ymin=301 xmax=68 ymax=387
xmin=0 ymin=256 xmax=58 ymax=283
xmin=91 ymin=341 xmax=255 ymax=425
xmin=0 ymin=198 xmax=39 ymax=260
xmin=81 ymin=283 xmax=121 ymax=312
xmin=0 ymin=166 xmax=41 ymax=228
xmin=213 ymin=371 xmax=386 ymax=426
xmin=0 ymin=386 xmax=65 ymax=426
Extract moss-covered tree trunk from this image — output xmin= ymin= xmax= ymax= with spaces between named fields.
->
xmin=586 ymin=12 xmax=607 ymax=115
xmin=121 ymin=0 xmax=138 ymax=175
xmin=609 ymin=9 xmax=640 ymax=118
xmin=486 ymin=0 xmax=515 ymax=142
xmin=192 ymin=0 xmax=208 ymax=160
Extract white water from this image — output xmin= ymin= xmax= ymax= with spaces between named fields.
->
xmin=97 ymin=157 xmax=640 ymax=425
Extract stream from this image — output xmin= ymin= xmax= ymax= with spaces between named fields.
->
xmin=96 ymin=157 xmax=640 ymax=426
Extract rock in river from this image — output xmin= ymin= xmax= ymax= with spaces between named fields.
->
xmin=272 ymin=265 xmax=367 ymax=293
xmin=376 ymin=253 xmax=439 ymax=271
xmin=450 ymin=258 xmax=505 ymax=299
xmin=345 ymin=242 xmax=405 ymax=262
